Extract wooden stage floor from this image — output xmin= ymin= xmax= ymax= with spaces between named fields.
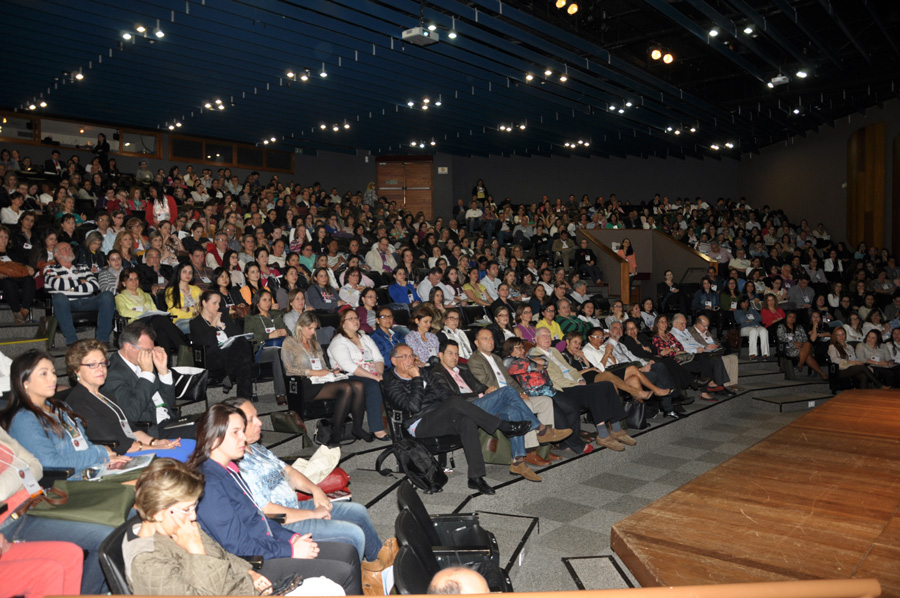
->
xmin=611 ymin=390 xmax=900 ymax=597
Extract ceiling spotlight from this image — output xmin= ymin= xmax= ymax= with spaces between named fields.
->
xmin=333 ymin=124 xmax=339 ymax=131
xmin=609 ymin=105 xmax=616 ymax=111
xmin=175 ymin=122 xmax=182 ymax=127
xmin=690 ymin=127 xmax=697 ymax=133
xmin=217 ymin=104 xmax=225 ymax=110
xmin=410 ymin=140 xmax=417 ymax=145
xmin=743 ymin=25 xmax=754 ymax=35
xmin=204 ymin=102 xmax=212 ymax=108
xmin=567 ymin=3 xmax=578 ymax=14
xmin=430 ymin=140 xmax=436 ymax=146
xmin=525 ymin=73 xmax=534 ymax=81
xmin=651 ymin=48 xmax=662 ymax=61
xmin=419 ymin=143 xmax=425 ymax=148
xmin=136 ymin=25 xmax=146 ymax=33
xmin=154 ymin=29 xmax=164 ymax=38
xmin=434 ymin=100 xmax=442 ymax=106
xmin=796 ymin=69 xmax=808 ymax=78
xmin=427 ymin=24 xmax=437 ymax=31
xmin=674 ymin=130 xmax=681 ymax=135
xmin=625 ymin=101 xmax=633 ymax=107
xmin=519 ymin=124 xmax=526 ymax=130
xmin=793 ymin=108 xmax=801 ymax=114
xmin=39 ymin=101 xmax=47 ymax=107
xmin=666 ymin=126 xmax=673 ymax=132
xmin=28 ymin=103 xmax=36 ymax=110
xmin=407 ymin=101 xmax=415 ymax=107
xmin=75 ymin=72 xmax=84 ymax=80
xmin=122 ymin=32 xmax=132 ymax=40
xmin=215 ymin=99 xmax=222 ymax=104
xmin=559 ymin=74 xmax=568 ymax=82
xmin=448 ymin=30 xmax=457 ymax=39
xmin=79 ymin=129 xmax=84 ymax=133
xmin=320 ymin=69 xmax=327 ymax=78
xmin=556 ymin=0 xmax=566 ymax=7
xmin=300 ymin=70 xmax=309 ymax=81
xmin=662 ymin=52 xmax=674 ymax=64
xmin=286 ymin=70 xmax=295 ymax=78
xmin=564 ymin=142 xmax=571 ymax=147
xmin=544 ymin=68 xmax=552 ymax=76
xmin=269 ymin=137 xmax=276 ymax=142
xmin=710 ymin=144 xmax=720 ymax=150
xmin=423 ymin=97 xmax=430 ymax=104
xmin=421 ymin=105 xmax=429 ymax=110
xmin=168 ymin=125 xmax=175 ymax=130
xmin=767 ymin=81 xmax=775 ymax=89
xmin=709 ymin=27 xmax=719 ymax=37
xmin=320 ymin=124 xmax=327 ymax=130
xmin=618 ymin=109 xmax=625 ymax=114
xmin=344 ymin=122 xmax=350 ymax=129
xmin=263 ymin=140 xmax=269 ymax=145
xmin=725 ymin=142 xmax=735 ymax=148
xmin=584 ymin=142 xmax=590 ymax=147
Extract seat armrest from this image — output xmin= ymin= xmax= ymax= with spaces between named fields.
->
xmin=0 ymin=502 xmax=8 ymax=516
xmin=240 ymin=555 xmax=265 ymax=570
xmin=267 ymin=514 xmax=286 ymax=524
xmin=39 ymin=467 xmax=74 ymax=487
xmin=133 ymin=421 xmax=154 ymax=431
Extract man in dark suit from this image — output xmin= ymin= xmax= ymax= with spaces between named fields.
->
xmin=137 ymin=247 xmax=173 ymax=308
xmin=382 ymin=343 xmax=531 ymax=495
xmin=43 ymin=149 xmax=64 ymax=177
xmin=100 ymin=320 xmax=196 ymax=439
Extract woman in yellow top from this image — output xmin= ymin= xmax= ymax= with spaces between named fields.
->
xmin=616 ymin=238 xmax=637 ymax=276
xmin=462 ymin=267 xmax=492 ymax=308
xmin=116 ymin=267 xmax=187 ymax=354
xmin=535 ymin=302 xmax=564 ymax=340
xmin=165 ymin=263 xmax=202 ymax=334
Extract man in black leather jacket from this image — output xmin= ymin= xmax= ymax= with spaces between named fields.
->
xmin=382 ymin=343 xmax=530 ymax=495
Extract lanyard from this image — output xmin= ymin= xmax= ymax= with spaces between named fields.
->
xmin=226 ymin=464 xmax=275 ymax=536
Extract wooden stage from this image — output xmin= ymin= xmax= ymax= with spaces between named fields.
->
xmin=611 ymin=390 xmax=900 ymax=597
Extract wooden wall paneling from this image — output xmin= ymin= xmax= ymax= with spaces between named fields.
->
xmin=404 ymin=161 xmax=434 ymax=220
xmin=846 ymin=123 xmax=886 ymax=248
xmin=892 ymin=135 xmax=900 ymax=258
xmin=376 ymin=156 xmax=434 ymax=219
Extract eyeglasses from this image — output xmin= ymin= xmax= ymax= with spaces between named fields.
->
xmin=377 ymin=315 xmax=394 ymax=319
xmin=173 ymin=502 xmax=198 ymax=515
xmin=394 ymin=354 xmax=414 ymax=360
xmin=81 ymin=361 xmax=110 ymax=370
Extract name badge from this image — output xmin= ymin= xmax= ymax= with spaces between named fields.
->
xmin=731 ymin=301 xmax=737 ymax=310
xmin=0 ymin=256 xmax=10 ymax=262
xmin=408 ymin=292 xmax=414 ymax=302
xmin=310 ymin=357 xmax=323 ymax=370
xmin=747 ymin=314 xmax=755 ymax=320
xmin=215 ymin=329 xmax=228 ymax=345
xmin=70 ymin=430 xmax=88 ymax=451
xmin=132 ymin=305 xmax=144 ymax=312
xmin=264 ymin=326 xmax=275 ymax=334
xmin=17 ymin=463 xmax=42 ymax=496
xmin=705 ymin=301 xmax=712 ymax=308
xmin=200 ymin=276 xmax=211 ymax=284
xmin=22 ymin=243 xmax=32 ymax=250
xmin=711 ymin=285 xmax=718 ymax=292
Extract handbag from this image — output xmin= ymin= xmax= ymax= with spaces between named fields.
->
xmin=271 ymin=410 xmax=312 ymax=447
xmin=478 ymin=429 xmax=513 ymax=465
xmin=623 ymin=399 xmax=652 ymax=430
xmin=673 ymin=352 xmax=694 ymax=365
xmin=172 ymin=366 xmax=209 ymax=405
xmin=314 ymin=418 xmax=355 ymax=446
xmin=27 ymin=479 xmax=136 ymax=528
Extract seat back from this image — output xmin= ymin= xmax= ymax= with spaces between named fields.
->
xmin=98 ymin=515 xmax=141 ymax=595
xmin=285 ymin=374 xmax=335 ymax=419
xmin=396 ymin=480 xmax=442 ymax=546
xmin=393 ymin=545 xmax=431 ymax=595
xmin=395 ymin=510 xmax=440 ymax=578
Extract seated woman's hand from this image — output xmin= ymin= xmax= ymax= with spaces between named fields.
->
xmin=172 ymin=517 xmax=206 ymax=555
xmin=291 ymin=533 xmax=320 ymax=559
xmin=249 ymin=571 xmax=273 ymax=595
xmin=109 ymin=454 xmax=132 ymax=466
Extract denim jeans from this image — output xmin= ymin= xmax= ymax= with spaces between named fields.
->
xmin=51 ymin=291 xmax=115 ymax=345
xmin=350 ymin=376 xmax=385 ymax=433
xmin=1 ymin=512 xmax=114 ymax=594
xmin=284 ymin=500 xmax=382 ymax=561
xmin=472 ymin=386 xmax=539 ymax=458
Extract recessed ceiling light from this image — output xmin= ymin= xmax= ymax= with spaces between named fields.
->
xmin=79 ymin=129 xmax=84 ymax=133
xmin=662 ymin=53 xmax=674 ymax=64
xmin=651 ymin=48 xmax=662 ymax=61
xmin=567 ymin=3 xmax=578 ymax=14
xmin=796 ymin=69 xmax=808 ymax=78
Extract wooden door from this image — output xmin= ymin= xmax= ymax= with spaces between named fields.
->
xmin=376 ymin=156 xmax=433 ymax=219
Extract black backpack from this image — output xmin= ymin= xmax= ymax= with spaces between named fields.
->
xmin=375 ymin=438 xmax=448 ymax=493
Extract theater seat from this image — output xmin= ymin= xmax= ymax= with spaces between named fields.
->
xmin=98 ymin=515 xmax=141 ymax=595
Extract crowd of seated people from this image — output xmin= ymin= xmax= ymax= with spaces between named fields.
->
xmin=2 ymin=146 xmax=899 ymax=591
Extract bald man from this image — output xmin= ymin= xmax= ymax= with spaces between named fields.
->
xmin=428 ymin=567 xmax=490 ymax=594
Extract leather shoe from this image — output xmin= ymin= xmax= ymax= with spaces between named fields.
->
xmin=546 ymin=451 xmax=562 ymax=461
xmin=609 ymin=430 xmax=637 ymax=446
xmin=536 ymin=426 xmax=572 ymax=444
xmin=673 ymin=404 xmax=688 ymax=415
xmin=467 ymin=477 xmax=496 ymax=495
xmin=675 ymin=396 xmax=695 ymax=406
xmin=276 ymin=394 xmax=287 ymax=406
xmin=705 ymin=383 xmax=725 ymax=392
xmin=723 ymin=387 xmax=737 ymax=396
xmin=510 ymin=461 xmax=542 ymax=482
xmin=500 ymin=420 xmax=531 ymax=437
xmin=664 ymin=410 xmax=682 ymax=420
xmin=524 ymin=451 xmax=550 ymax=466
xmin=595 ymin=436 xmax=626 ymax=451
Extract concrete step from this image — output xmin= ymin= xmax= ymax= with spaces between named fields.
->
xmin=751 ymin=392 xmax=833 ymax=412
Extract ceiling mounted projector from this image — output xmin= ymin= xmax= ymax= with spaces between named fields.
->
xmin=770 ymin=74 xmax=790 ymax=87
xmin=402 ymin=26 xmax=439 ymax=46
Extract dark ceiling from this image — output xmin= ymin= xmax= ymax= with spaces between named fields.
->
xmin=2 ymin=0 xmax=899 ymax=160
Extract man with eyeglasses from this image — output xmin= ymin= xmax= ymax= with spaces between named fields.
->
xmin=101 ymin=320 xmax=196 ymax=439
xmin=383 ymin=344 xmax=532 ymax=495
